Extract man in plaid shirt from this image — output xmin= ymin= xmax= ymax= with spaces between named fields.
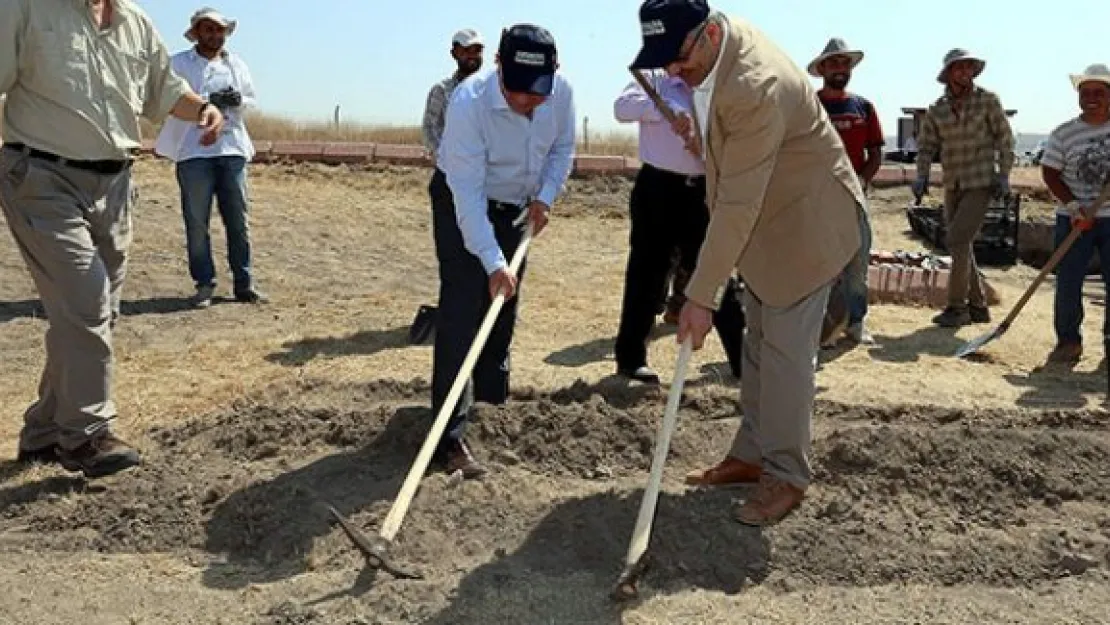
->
xmin=409 ymin=28 xmax=486 ymax=345
xmin=913 ymin=48 xmax=1015 ymax=327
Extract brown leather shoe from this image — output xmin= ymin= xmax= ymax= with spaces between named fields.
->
xmin=734 ymin=474 xmax=805 ymax=526
xmin=1047 ymin=341 xmax=1083 ymax=364
xmin=57 ymin=433 xmax=141 ymax=479
xmin=685 ymin=456 xmax=761 ymax=487
xmin=445 ymin=440 xmax=486 ymax=479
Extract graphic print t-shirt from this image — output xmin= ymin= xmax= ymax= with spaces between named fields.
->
xmin=820 ymin=93 xmax=885 ymax=175
xmin=1041 ymin=118 xmax=1110 ymax=217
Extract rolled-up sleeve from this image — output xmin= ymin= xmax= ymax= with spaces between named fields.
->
xmin=142 ymin=29 xmax=193 ymax=123
xmin=0 ymin=1 xmax=24 ymax=95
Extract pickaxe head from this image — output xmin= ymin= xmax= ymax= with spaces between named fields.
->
xmin=326 ymin=505 xmax=423 ymax=580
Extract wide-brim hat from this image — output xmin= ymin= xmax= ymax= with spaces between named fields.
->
xmin=807 ymin=38 xmax=863 ymax=78
xmin=937 ymin=48 xmax=984 ymax=83
xmin=1070 ymin=63 xmax=1110 ymax=90
xmin=185 ymin=7 xmax=237 ymax=42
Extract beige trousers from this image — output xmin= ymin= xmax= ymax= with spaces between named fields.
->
xmin=0 ymin=147 xmax=134 ymax=451
xmin=728 ymin=278 xmax=832 ymax=489
xmin=942 ymin=186 xmax=992 ymax=308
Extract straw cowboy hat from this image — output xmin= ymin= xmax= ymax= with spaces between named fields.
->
xmin=1070 ymin=63 xmax=1110 ymax=90
xmin=936 ymin=48 xmax=985 ymax=83
xmin=807 ymin=38 xmax=864 ymax=78
xmin=184 ymin=7 xmax=237 ymax=41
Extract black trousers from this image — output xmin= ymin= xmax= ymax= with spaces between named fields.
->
xmin=429 ymin=169 xmax=527 ymax=455
xmin=614 ymin=163 xmax=745 ymax=376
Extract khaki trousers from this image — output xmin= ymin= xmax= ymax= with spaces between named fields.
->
xmin=942 ymin=187 xmax=992 ymax=308
xmin=0 ymin=147 xmax=134 ymax=451
xmin=729 ymin=278 xmax=832 ymax=489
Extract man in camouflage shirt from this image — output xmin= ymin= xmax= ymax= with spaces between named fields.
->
xmin=913 ymin=48 xmax=1015 ymax=327
xmin=409 ymin=28 xmax=486 ymax=345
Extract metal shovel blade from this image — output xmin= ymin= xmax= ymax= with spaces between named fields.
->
xmin=955 ymin=325 xmax=1002 ymax=358
xmin=326 ymin=505 xmax=423 ymax=580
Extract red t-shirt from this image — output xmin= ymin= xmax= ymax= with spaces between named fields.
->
xmin=819 ymin=92 xmax=885 ymax=175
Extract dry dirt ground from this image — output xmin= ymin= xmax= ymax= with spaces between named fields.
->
xmin=1 ymin=158 xmax=1109 ymax=624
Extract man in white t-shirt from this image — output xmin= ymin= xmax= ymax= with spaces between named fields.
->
xmin=155 ymin=7 xmax=264 ymax=309
xmin=1040 ymin=63 xmax=1110 ymax=363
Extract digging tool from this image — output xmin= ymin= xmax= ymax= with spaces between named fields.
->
xmin=629 ymin=67 xmax=678 ymax=123
xmin=328 ymin=219 xmax=535 ymax=579
xmin=611 ymin=337 xmax=694 ymax=602
xmin=955 ymin=181 xmax=1110 ymax=358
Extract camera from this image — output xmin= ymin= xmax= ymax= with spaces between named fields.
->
xmin=208 ymin=87 xmax=241 ymax=110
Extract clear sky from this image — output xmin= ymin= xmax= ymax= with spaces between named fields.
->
xmin=137 ymin=0 xmax=1104 ymax=146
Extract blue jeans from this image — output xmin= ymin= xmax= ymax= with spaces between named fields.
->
xmin=1053 ymin=214 xmax=1110 ymax=344
xmin=842 ymin=200 xmax=872 ymax=326
xmin=175 ymin=156 xmax=252 ymax=291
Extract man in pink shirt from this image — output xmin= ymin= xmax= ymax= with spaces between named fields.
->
xmin=613 ymin=68 xmax=744 ymax=383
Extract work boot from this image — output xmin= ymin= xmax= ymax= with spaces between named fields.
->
xmin=733 ymin=473 xmax=805 ymax=527
xmin=846 ymin=322 xmax=874 ymax=345
xmin=932 ymin=306 xmax=970 ymax=327
xmin=445 ymin=439 xmax=486 ymax=479
xmin=1047 ymin=341 xmax=1083 ymax=364
xmin=685 ymin=456 xmax=762 ymax=487
xmin=57 ymin=433 xmax=141 ymax=479
xmin=969 ymin=305 xmax=991 ymax=324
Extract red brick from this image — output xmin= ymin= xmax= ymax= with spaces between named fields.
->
xmin=249 ymin=140 xmax=273 ymax=162
xmin=373 ymin=143 xmax=427 ymax=165
xmin=871 ymin=166 xmax=904 ymax=186
xmin=140 ymin=139 xmax=156 ymax=152
xmin=271 ymin=141 xmax=325 ymax=160
xmin=574 ymin=155 xmax=626 ymax=176
xmin=322 ymin=142 xmax=375 ymax=164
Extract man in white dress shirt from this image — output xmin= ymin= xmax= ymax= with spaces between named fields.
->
xmin=155 ymin=7 xmax=264 ymax=308
xmin=431 ymin=24 xmax=576 ymax=477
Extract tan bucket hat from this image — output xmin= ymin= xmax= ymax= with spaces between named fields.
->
xmin=185 ymin=7 xmax=237 ymax=41
xmin=936 ymin=48 xmax=985 ymax=83
xmin=807 ymin=38 xmax=864 ymax=78
xmin=1070 ymin=63 xmax=1110 ymax=90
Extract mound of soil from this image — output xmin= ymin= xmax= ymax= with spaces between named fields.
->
xmin=1 ymin=377 xmax=1108 ymax=623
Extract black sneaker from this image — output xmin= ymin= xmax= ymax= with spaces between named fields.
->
xmin=932 ymin=306 xmax=971 ymax=328
xmin=234 ymin=287 xmax=268 ymax=304
xmin=969 ymin=305 xmax=991 ymax=323
xmin=618 ymin=365 xmax=661 ymax=385
xmin=57 ymin=433 xmax=141 ymax=479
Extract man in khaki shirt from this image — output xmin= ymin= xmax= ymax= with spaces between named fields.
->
xmin=0 ymin=0 xmax=224 ymax=478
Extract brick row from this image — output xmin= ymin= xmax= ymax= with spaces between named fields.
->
xmin=135 ymin=141 xmax=1048 ymax=191
xmin=866 ymin=264 xmax=1000 ymax=308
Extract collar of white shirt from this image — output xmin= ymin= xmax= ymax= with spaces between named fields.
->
xmin=692 ymin=14 xmax=729 ymax=151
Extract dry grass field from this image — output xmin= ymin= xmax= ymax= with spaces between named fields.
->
xmin=1 ymin=157 xmax=1109 ymax=624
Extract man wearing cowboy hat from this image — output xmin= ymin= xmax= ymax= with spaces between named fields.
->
xmin=629 ymin=0 xmax=865 ymax=526
xmin=155 ymin=7 xmax=265 ymax=309
xmin=408 ymin=28 xmax=487 ymax=346
xmin=0 ymin=0 xmax=223 ymax=477
xmin=1040 ymin=63 xmax=1110 ymax=364
xmin=809 ymin=37 xmax=885 ymax=346
xmin=912 ymin=48 xmax=1015 ymax=328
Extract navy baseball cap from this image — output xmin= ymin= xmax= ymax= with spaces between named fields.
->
xmin=499 ymin=24 xmax=558 ymax=96
xmin=630 ymin=0 xmax=710 ymax=69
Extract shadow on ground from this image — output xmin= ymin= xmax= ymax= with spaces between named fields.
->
xmin=0 ymin=296 xmax=203 ymax=323
xmin=265 ymin=326 xmax=411 ymax=366
xmin=867 ymin=325 xmax=968 ymax=363
xmin=1004 ymin=358 xmax=1109 ymax=409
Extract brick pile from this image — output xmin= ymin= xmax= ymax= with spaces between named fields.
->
xmin=867 ymin=251 xmax=1000 ymax=308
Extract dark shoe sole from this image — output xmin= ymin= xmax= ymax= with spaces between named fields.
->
xmin=58 ymin=451 xmax=141 ymax=479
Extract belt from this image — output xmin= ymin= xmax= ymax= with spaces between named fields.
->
xmin=642 ymin=162 xmax=705 ymax=187
xmin=488 ymin=199 xmax=526 ymax=212
xmin=3 ymin=143 xmax=132 ymax=175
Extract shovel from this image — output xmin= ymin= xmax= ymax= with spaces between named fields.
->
xmin=611 ymin=336 xmax=693 ymax=601
xmin=328 ymin=218 xmax=535 ymax=579
xmin=956 ymin=181 xmax=1110 ymax=358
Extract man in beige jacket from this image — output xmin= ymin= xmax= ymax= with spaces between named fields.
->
xmin=631 ymin=0 xmax=864 ymax=525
